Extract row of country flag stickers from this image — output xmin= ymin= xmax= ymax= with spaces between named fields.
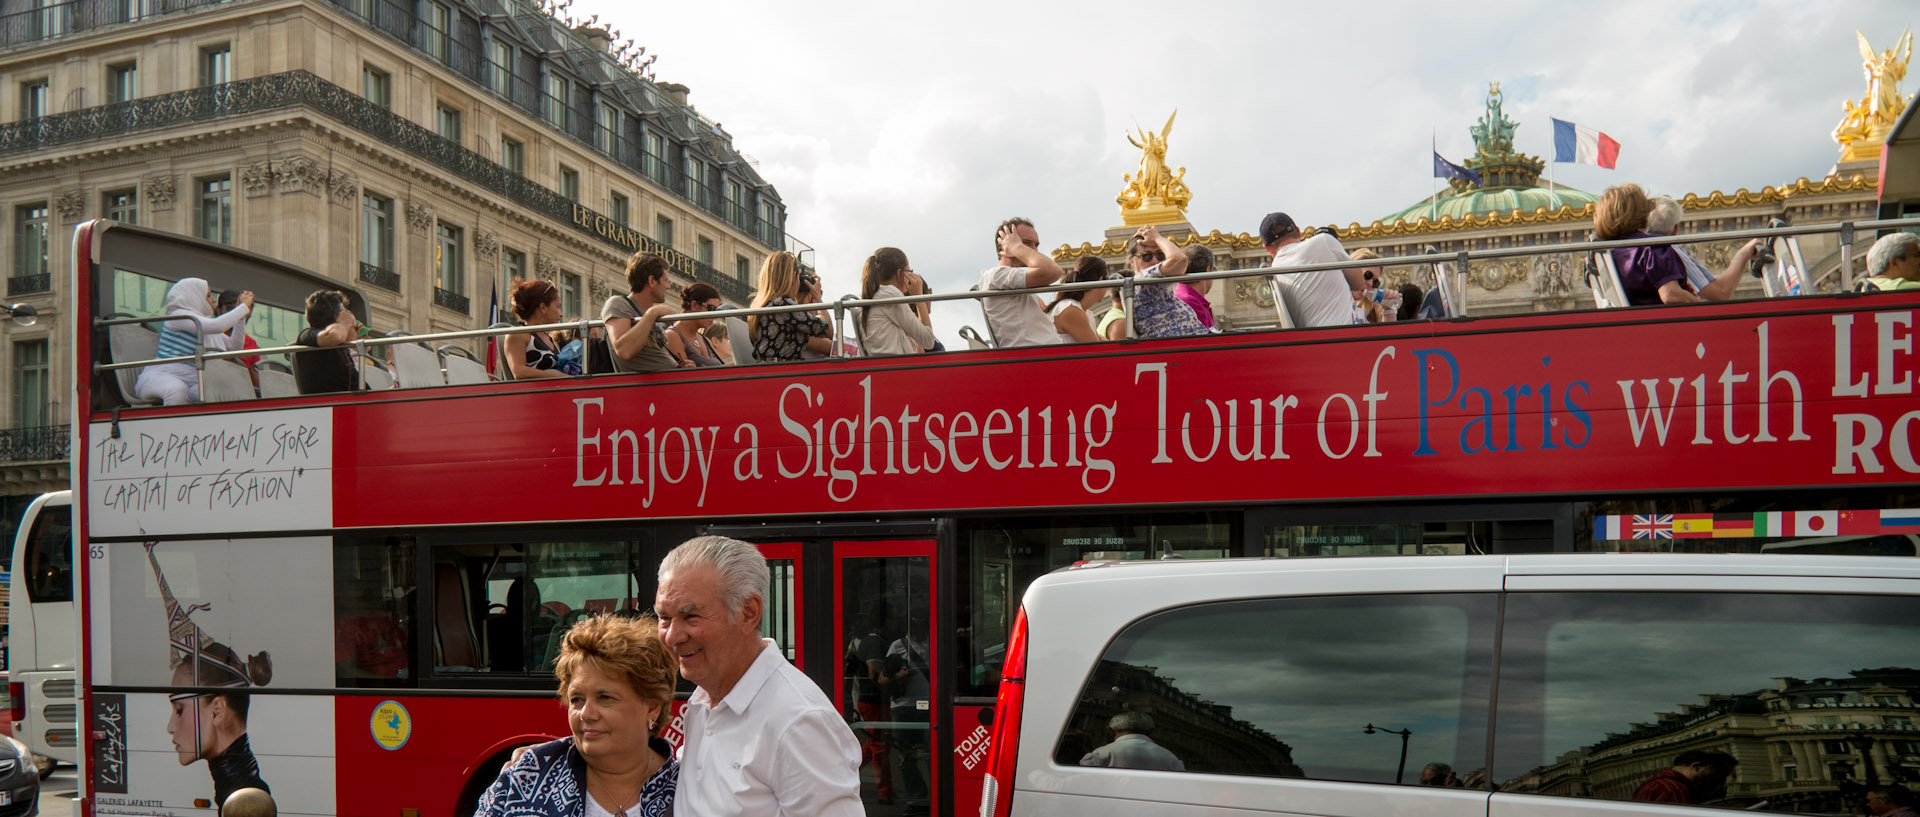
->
xmin=1595 ymin=509 xmax=1920 ymax=540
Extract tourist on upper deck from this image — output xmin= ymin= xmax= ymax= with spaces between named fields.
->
xmin=750 ymin=251 xmax=833 ymax=362
xmin=1126 ymin=225 xmax=1207 ymax=338
xmin=1645 ymin=196 xmax=1721 ymax=293
xmin=604 ymin=252 xmax=691 ymax=373
xmin=1864 ymin=232 xmax=1920 ymax=291
xmin=1596 ymin=183 xmax=1761 ymax=306
xmin=1397 ymin=284 xmax=1426 ymax=321
xmin=1261 ymin=212 xmax=1366 ymax=327
xmin=978 ymin=217 xmax=1065 ymax=347
xmin=859 ymin=247 xmax=936 ymax=356
xmin=1099 ymin=269 xmax=1131 ymax=340
xmin=293 ymin=290 xmax=360 ymax=395
xmin=505 ymin=280 xmax=575 ymax=380
xmin=216 ymin=289 xmax=262 ymax=387
xmin=1348 ymin=248 xmax=1388 ymax=324
xmin=1048 ymin=257 xmax=1109 ymax=343
xmin=133 ymin=278 xmax=253 ymax=405
xmin=704 ymin=320 xmax=735 ymax=365
xmin=665 ymin=283 xmax=729 ymax=367
xmin=1174 ymin=246 xmax=1218 ymax=331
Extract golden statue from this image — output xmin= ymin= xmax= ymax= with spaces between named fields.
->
xmin=1835 ymin=28 xmax=1913 ymax=162
xmin=1117 ymin=111 xmax=1189 ymax=225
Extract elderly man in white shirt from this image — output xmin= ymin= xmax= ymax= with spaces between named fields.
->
xmin=657 ymin=537 xmax=863 ymax=816
xmin=1260 ymin=211 xmax=1367 ymax=328
xmin=977 ymin=217 xmax=1066 ymax=347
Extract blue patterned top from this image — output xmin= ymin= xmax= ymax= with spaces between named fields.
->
xmin=476 ymin=736 xmax=678 ymax=817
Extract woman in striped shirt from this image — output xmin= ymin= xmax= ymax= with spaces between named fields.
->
xmin=134 ymin=277 xmax=253 ymax=405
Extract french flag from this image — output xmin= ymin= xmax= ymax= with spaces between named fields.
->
xmin=1552 ymin=118 xmax=1620 ymax=169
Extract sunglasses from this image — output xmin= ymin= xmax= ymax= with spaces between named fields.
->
xmin=700 ymin=300 xmax=723 ymax=311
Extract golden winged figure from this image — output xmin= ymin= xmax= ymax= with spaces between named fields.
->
xmin=1118 ymin=111 xmax=1180 ymax=211
xmin=1837 ymin=28 xmax=1913 ymax=150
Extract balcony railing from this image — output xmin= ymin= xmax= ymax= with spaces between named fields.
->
xmin=358 ymin=262 xmax=399 ymax=293
xmin=0 ymin=0 xmax=231 ymax=49
xmin=0 ymin=425 xmax=70 ymax=463
xmin=433 ymin=286 xmax=469 ymax=314
xmin=7 ymin=273 xmax=51 ymax=296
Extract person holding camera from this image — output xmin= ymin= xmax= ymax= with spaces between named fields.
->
xmin=1597 ymin=184 xmax=1761 ymax=305
xmin=294 ymin=289 xmax=361 ymax=395
xmin=1126 ymin=225 xmax=1207 ymax=338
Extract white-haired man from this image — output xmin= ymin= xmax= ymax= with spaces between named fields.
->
xmin=1865 ymin=231 xmax=1920 ymax=291
xmin=1078 ymin=710 xmax=1184 ymax=771
xmin=657 ymin=536 xmax=861 ymax=815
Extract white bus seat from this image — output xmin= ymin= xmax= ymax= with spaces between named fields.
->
xmin=441 ymin=347 xmax=489 ymax=385
xmin=1590 ymin=250 xmax=1630 ymax=309
xmin=726 ymin=316 xmax=756 ymax=364
xmin=256 ymin=360 xmax=298 ymax=398
xmin=390 ymin=342 xmax=445 ymax=388
xmin=359 ymin=357 xmax=395 ymax=391
xmin=108 ymin=320 xmax=162 ymax=407
xmin=200 ymin=358 xmax=257 ymax=402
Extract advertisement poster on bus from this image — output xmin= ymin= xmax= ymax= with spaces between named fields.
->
xmin=88 ymin=537 xmax=335 ymax=817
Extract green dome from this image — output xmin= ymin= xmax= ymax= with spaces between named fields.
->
xmin=1380 ymin=184 xmax=1595 ymax=225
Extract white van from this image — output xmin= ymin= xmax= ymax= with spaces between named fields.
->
xmin=978 ymin=554 xmax=1920 ymax=817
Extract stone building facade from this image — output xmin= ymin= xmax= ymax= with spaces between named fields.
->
xmin=0 ymin=0 xmax=794 ymax=526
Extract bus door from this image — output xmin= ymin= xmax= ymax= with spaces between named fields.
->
xmin=833 ymin=539 xmax=939 ymax=817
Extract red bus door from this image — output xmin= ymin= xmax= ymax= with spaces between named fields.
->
xmin=833 ymin=540 xmax=938 ymax=817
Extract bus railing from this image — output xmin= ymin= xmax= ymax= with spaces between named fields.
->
xmin=90 ymin=217 xmax=1920 ymax=387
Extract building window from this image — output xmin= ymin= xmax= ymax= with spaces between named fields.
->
xmin=655 ymin=215 xmax=673 ymax=248
xmin=15 ymin=203 xmax=49 ymax=280
xmin=684 ymin=156 xmax=706 ymax=202
xmin=1782 ymin=764 xmax=1797 ymax=782
xmin=595 ymin=101 xmax=618 ymax=153
xmin=436 ymin=222 xmax=463 ymax=295
xmin=611 ymin=193 xmax=629 ymax=227
xmin=362 ymin=65 xmax=390 ymax=109
xmin=559 ymin=166 xmax=579 ymax=201
xmin=436 ymin=104 xmax=462 ymax=143
xmin=645 ymin=131 xmax=665 ymax=182
xmin=561 ymin=272 xmax=581 ymax=320
xmin=500 ymin=136 xmax=524 ymax=175
xmin=13 ymin=339 xmax=50 ymax=429
xmin=487 ymin=37 xmax=514 ymax=97
xmin=1775 ymin=743 xmax=1793 ymax=758
xmin=1822 ymin=740 xmax=1849 ymax=754
xmin=502 ymin=247 xmax=525 ymax=293
xmin=759 ymin=199 xmax=779 ymax=243
xmin=197 ymin=176 xmax=231 ymax=244
xmin=107 ymin=62 xmax=137 ymax=104
xmin=545 ymin=73 xmax=569 ymax=129
xmin=735 ymin=255 xmax=749 ymax=282
xmin=199 ymin=44 xmax=230 ymax=86
xmin=120 ymin=0 xmax=156 ymax=23
xmin=698 ymin=237 xmax=714 ymax=267
xmin=19 ymin=79 xmax=48 ymax=119
xmin=724 ymin=179 xmax=744 ymax=223
xmin=361 ymin=192 xmax=393 ymax=271
xmin=103 ymin=189 xmax=136 ymax=224
xmin=423 ymin=2 xmax=450 ymax=63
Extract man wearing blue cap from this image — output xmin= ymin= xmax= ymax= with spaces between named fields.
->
xmin=1260 ymin=212 xmax=1366 ymax=328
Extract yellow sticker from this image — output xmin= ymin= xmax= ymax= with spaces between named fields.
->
xmin=370 ymin=700 xmax=411 ymax=750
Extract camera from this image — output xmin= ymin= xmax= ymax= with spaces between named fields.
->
xmin=1749 ymin=218 xmax=1787 ymax=278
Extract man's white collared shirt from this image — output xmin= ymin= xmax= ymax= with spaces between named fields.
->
xmin=676 ymin=639 xmax=863 ymax=816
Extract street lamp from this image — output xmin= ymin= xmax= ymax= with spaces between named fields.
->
xmin=1364 ymin=723 xmax=1413 ymax=785
xmin=2 ymin=303 xmax=36 ymax=327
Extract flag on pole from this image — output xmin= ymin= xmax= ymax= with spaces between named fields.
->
xmin=1433 ymin=151 xmax=1482 ymax=186
xmin=484 ymin=281 xmax=500 ymax=377
xmin=1552 ymin=118 xmax=1621 ymax=168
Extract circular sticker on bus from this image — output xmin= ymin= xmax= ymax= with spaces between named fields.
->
xmin=370 ymin=700 xmax=411 ymax=750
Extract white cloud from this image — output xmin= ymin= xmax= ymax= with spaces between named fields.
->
xmin=578 ymin=0 xmax=1918 ymax=345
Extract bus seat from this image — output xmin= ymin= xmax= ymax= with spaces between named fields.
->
xmin=726 ymin=317 xmax=756 ymax=364
xmin=1590 ymin=248 xmax=1630 ymax=308
xmin=542 ymin=601 xmax=571 ymax=618
xmin=200 ymin=358 xmax=257 ymax=402
xmin=258 ymin=362 xmax=299 ymax=398
xmin=433 ymin=563 xmax=480 ymax=670
xmin=107 ymin=319 xmax=161 ymax=407
xmin=440 ymin=346 xmax=489 ymax=385
xmin=390 ymin=341 xmax=445 ymax=388
xmin=359 ymin=357 xmax=395 ymax=391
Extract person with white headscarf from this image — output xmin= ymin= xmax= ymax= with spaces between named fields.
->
xmin=134 ymin=277 xmax=254 ymax=405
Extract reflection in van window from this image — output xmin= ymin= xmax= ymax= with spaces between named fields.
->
xmin=1057 ymin=594 xmax=1495 ymax=785
xmin=1494 ymin=592 xmax=1920 ymax=813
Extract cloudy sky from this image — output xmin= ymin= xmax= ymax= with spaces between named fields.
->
xmin=579 ymin=0 xmax=1915 ymax=343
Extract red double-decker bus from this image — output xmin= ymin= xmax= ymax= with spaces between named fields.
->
xmin=59 ymin=220 xmax=1919 ymax=817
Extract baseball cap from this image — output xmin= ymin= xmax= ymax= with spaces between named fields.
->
xmin=1258 ymin=212 xmax=1298 ymax=245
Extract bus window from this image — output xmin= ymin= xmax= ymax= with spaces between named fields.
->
xmin=957 ymin=513 xmax=1235 ymax=698
xmin=761 ymin=553 xmax=798 ymax=662
xmin=334 ymin=538 xmax=415 ymax=685
xmin=24 ymin=503 xmax=72 ymax=604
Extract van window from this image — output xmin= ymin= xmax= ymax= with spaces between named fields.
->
xmin=1056 ymin=593 xmax=1495 ymax=785
xmin=24 ymin=503 xmax=72 ymax=603
xmin=1493 ymin=592 xmax=1920 ymax=812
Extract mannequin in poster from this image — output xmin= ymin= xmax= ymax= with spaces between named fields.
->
xmin=147 ymin=542 xmax=274 ymax=805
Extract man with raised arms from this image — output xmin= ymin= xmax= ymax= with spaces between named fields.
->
xmin=977 ymin=217 xmax=1065 ymax=347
